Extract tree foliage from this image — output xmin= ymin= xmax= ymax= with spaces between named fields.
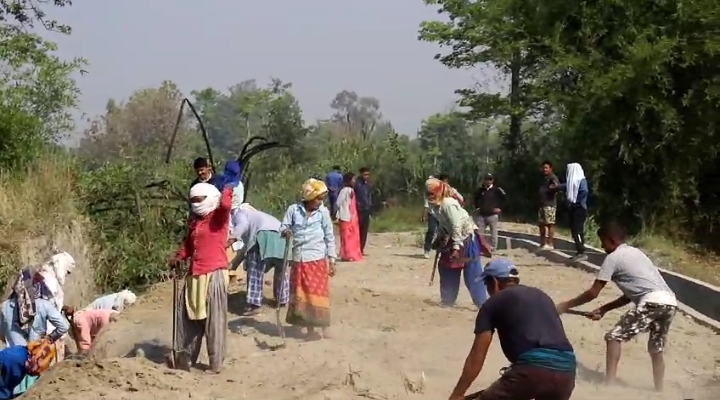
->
xmin=420 ymin=0 xmax=720 ymax=244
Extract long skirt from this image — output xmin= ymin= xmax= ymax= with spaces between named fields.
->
xmin=176 ymin=269 xmax=228 ymax=371
xmin=245 ymin=246 xmax=290 ymax=307
xmin=438 ymin=234 xmax=488 ymax=307
xmin=339 ymin=221 xmax=362 ymax=262
xmin=286 ymin=259 xmax=330 ymax=328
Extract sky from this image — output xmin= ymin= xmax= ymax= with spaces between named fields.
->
xmin=46 ymin=0 xmax=494 ymax=145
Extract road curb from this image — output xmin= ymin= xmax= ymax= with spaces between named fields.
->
xmin=487 ymin=234 xmax=720 ymax=334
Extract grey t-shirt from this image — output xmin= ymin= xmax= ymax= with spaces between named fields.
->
xmin=596 ymin=244 xmax=675 ymax=305
xmin=539 ymin=173 xmax=559 ymax=207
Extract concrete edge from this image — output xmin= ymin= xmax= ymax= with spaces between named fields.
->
xmin=495 ymin=235 xmax=720 ymax=334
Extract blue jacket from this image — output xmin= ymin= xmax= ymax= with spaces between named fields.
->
xmin=0 ymin=346 xmax=28 ymax=400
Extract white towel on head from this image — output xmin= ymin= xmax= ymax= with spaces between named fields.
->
xmin=189 ymin=183 xmax=221 ymax=216
xmin=566 ymin=163 xmax=586 ymax=203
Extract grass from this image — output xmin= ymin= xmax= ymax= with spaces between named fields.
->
xmin=370 ymin=204 xmax=425 ymax=233
xmin=0 ymin=156 xmax=99 ymax=305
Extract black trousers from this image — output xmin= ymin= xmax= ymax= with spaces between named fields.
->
xmin=358 ymin=210 xmax=371 ymax=252
xmin=568 ymin=205 xmax=587 ymax=254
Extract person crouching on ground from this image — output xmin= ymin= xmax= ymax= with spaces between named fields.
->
xmin=170 ymin=182 xmax=233 ymax=373
xmin=0 ymin=339 xmax=58 ymax=400
xmin=86 ymin=289 xmax=136 ymax=311
xmin=336 ymin=172 xmax=362 ymax=262
xmin=229 ymin=203 xmax=289 ymax=315
xmin=556 ymin=221 xmax=677 ymax=391
xmin=426 ymin=177 xmax=491 ymax=308
xmin=281 ymin=178 xmax=337 ymax=341
xmin=449 ymin=259 xmax=576 ymax=400
xmin=62 ymin=306 xmax=118 ymax=355
xmin=0 ymin=269 xmax=69 ymax=397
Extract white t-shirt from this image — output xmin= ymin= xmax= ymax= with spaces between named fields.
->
xmin=596 ymin=244 xmax=677 ymax=306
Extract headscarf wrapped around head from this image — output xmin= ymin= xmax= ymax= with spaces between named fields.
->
xmin=301 ymin=178 xmax=328 ymax=201
xmin=425 ymin=177 xmax=452 ymax=205
xmin=189 ymin=182 xmax=222 ymax=217
xmin=238 ymin=203 xmax=257 ymax=212
xmin=222 ymin=161 xmax=241 ymax=187
xmin=8 ymin=268 xmax=43 ymax=333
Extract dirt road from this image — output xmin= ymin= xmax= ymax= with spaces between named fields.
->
xmin=24 ymin=232 xmax=719 ymax=400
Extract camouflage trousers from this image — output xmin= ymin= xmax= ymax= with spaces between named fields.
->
xmin=605 ymin=302 xmax=677 ymax=353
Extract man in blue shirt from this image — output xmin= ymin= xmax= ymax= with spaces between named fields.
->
xmin=353 ymin=167 xmax=372 ymax=254
xmin=449 ymin=258 xmax=576 ymax=400
xmin=325 ymin=166 xmax=343 ymax=217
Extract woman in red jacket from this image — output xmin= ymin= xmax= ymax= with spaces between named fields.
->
xmin=171 ymin=182 xmax=232 ymax=373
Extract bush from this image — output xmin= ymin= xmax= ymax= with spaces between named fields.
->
xmin=0 ymin=155 xmax=97 ymax=307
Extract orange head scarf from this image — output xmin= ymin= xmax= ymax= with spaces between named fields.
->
xmin=425 ymin=177 xmax=452 ymax=205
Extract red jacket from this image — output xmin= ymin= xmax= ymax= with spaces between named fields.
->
xmin=175 ymin=188 xmax=232 ymax=276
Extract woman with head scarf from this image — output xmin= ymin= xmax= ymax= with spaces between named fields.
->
xmin=555 ymin=163 xmax=589 ymax=261
xmin=335 ymin=172 xmax=362 ymax=262
xmin=62 ymin=306 xmax=118 ymax=354
xmin=0 ymin=269 xmax=69 ymax=396
xmin=426 ymin=177 xmax=492 ymax=308
xmin=222 ymin=160 xmax=244 ymax=211
xmin=86 ymin=289 xmax=137 ymax=312
xmin=280 ymin=178 xmax=337 ymax=341
xmin=170 ymin=181 xmax=233 ymax=373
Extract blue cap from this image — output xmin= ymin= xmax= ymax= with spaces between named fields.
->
xmin=481 ymin=258 xmax=519 ymax=279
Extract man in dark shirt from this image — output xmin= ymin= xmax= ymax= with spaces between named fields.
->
xmin=449 ymin=258 xmax=576 ymax=400
xmin=354 ymin=166 xmax=372 ymax=254
xmin=538 ymin=160 xmax=560 ymax=249
xmin=473 ymin=173 xmax=506 ymax=249
xmin=190 ymin=157 xmax=224 ymax=191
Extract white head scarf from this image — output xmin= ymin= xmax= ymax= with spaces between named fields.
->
xmin=189 ymin=183 xmax=222 ymax=217
xmin=118 ymin=289 xmax=136 ymax=306
xmin=565 ymin=163 xmax=586 ymax=203
xmin=238 ymin=203 xmax=256 ymax=212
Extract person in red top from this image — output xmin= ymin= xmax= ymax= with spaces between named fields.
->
xmin=171 ymin=182 xmax=232 ymax=373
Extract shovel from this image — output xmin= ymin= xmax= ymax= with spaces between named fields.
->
xmin=270 ymin=235 xmax=293 ymax=350
xmin=165 ymin=266 xmax=191 ymax=370
xmin=566 ymin=309 xmax=594 ymax=318
xmin=428 ymin=249 xmax=440 ymax=286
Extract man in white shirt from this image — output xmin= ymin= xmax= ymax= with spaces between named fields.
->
xmin=556 ymin=221 xmax=677 ymax=392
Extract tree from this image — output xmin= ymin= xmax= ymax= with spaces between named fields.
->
xmin=0 ymin=1 xmax=85 ymax=167
xmin=330 ymin=90 xmax=382 ymax=139
xmin=79 ymin=81 xmax=203 ymax=165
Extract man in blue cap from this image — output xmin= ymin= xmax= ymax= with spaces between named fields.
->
xmin=448 ymin=258 xmax=576 ymax=400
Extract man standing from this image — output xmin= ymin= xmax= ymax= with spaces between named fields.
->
xmin=473 ymin=173 xmax=505 ymax=249
xmin=538 ymin=161 xmax=560 ymax=249
xmin=556 ymin=221 xmax=677 ymax=392
xmin=325 ymin=166 xmax=343 ymax=217
xmin=449 ymin=258 xmax=576 ymax=400
xmin=191 ymin=157 xmax=224 ymax=191
xmin=354 ymin=167 xmax=372 ymax=255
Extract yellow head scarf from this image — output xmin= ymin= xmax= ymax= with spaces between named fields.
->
xmin=425 ymin=177 xmax=452 ymax=205
xmin=301 ymin=178 xmax=328 ymax=201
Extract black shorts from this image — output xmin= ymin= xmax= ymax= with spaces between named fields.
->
xmin=466 ymin=365 xmax=575 ymax=400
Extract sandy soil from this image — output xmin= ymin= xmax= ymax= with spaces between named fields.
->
xmin=22 ymin=231 xmax=720 ymax=400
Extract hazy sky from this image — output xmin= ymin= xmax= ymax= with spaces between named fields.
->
xmin=48 ymin=0 xmax=489 ymax=143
